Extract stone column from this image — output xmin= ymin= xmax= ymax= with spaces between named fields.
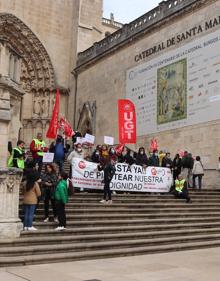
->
xmin=0 ymin=87 xmax=23 ymax=239
xmin=0 ymin=169 xmax=23 ymax=238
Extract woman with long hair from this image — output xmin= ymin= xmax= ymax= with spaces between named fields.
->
xmin=41 ymin=163 xmax=58 ymax=222
xmin=23 ymin=172 xmax=41 ymax=231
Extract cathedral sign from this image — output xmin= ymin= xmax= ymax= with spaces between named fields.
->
xmin=127 ymin=23 xmax=220 ymax=136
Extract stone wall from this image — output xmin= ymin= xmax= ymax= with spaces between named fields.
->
xmin=74 ymin=0 xmax=220 ymax=175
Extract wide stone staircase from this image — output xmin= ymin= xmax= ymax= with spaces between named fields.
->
xmin=1 ymin=190 xmax=220 ymax=267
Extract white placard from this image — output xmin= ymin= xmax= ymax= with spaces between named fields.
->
xmin=84 ymin=133 xmax=95 ymax=144
xmin=76 ymin=137 xmax=83 ymax=144
xmin=71 ymin=158 xmax=172 ymax=193
xmin=104 ymin=136 xmax=114 ymax=145
xmin=127 ymin=27 xmax=220 ymax=135
xmin=42 ymin=153 xmax=54 ymax=163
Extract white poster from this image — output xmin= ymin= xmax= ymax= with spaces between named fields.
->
xmin=104 ymin=136 xmax=114 ymax=145
xmin=71 ymin=158 xmax=172 ymax=193
xmin=84 ymin=133 xmax=95 ymax=144
xmin=42 ymin=153 xmax=54 ymax=163
xmin=127 ymin=28 xmax=220 ymax=136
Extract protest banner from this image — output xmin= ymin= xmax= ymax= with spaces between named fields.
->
xmin=71 ymin=158 xmax=172 ymax=193
xmin=118 ymin=99 xmax=136 ymax=144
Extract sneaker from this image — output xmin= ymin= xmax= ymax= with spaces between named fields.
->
xmin=28 ymin=226 xmax=37 ymax=231
xmin=53 ymin=217 xmax=58 ymax=223
xmin=23 ymin=227 xmax=28 ymax=231
xmin=55 ymin=226 xmax=64 ymax=231
xmin=43 ymin=217 xmax=49 ymax=222
xmin=107 ymin=200 xmax=113 ymax=204
xmin=100 ymin=200 xmax=106 ymax=203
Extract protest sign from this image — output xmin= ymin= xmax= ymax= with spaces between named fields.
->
xmin=104 ymin=136 xmax=114 ymax=145
xmin=71 ymin=158 xmax=172 ymax=193
xmin=43 ymin=153 xmax=54 ymax=163
xmin=85 ymin=133 xmax=95 ymax=144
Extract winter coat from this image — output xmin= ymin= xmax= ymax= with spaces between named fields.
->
xmin=136 ymin=154 xmax=148 ymax=166
xmin=23 ymin=182 xmax=41 ymax=205
xmin=192 ymin=161 xmax=204 ymax=175
xmin=162 ymin=157 xmax=173 ymax=169
xmin=98 ymin=163 xmax=116 ymax=183
xmin=148 ymin=155 xmax=159 ymax=167
xmin=54 ymin=179 xmax=69 ymax=204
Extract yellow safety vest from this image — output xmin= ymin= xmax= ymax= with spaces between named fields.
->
xmin=175 ymin=179 xmax=185 ymax=192
xmin=7 ymin=147 xmax=25 ymax=169
xmin=33 ymin=139 xmax=46 ymax=157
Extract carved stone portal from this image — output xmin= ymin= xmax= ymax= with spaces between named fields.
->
xmin=0 ymin=13 xmax=68 ymax=145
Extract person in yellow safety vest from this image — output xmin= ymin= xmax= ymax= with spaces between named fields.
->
xmin=8 ymin=140 xmax=25 ymax=169
xmin=174 ymin=174 xmax=191 ymax=203
xmin=30 ymin=132 xmax=48 ymax=174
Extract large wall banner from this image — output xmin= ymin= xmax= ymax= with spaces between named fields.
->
xmin=126 ymin=28 xmax=220 ymax=135
xmin=71 ymin=158 xmax=172 ymax=193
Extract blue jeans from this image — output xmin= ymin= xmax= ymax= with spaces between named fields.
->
xmin=23 ymin=204 xmax=36 ymax=227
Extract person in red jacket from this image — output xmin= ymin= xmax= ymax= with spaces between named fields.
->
xmin=30 ymin=133 xmax=48 ymax=173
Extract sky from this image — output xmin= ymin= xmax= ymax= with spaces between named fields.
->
xmin=103 ymin=0 xmax=161 ymax=24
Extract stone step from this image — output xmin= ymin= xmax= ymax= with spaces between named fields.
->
xmin=19 ymin=202 xmax=220 ymax=209
xmin=1 ymin=239 xmax=220 ymax=267
xmin=21 ymin=212 xmax=220 ymax=221
xmin=21 ymin=221 xmax=220 ymax=237
xmin=3 ymin=233 xmax=220 ymax=257
xmin=31 ymin=216 xmax=220 ymax=229
xmin=2 ymin=227 xmax=220 ymax=247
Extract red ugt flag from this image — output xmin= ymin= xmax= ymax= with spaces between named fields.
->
xmin=46 ymin=89 xmax=60 ymax=139
xmin=59 ymin=116 xmax=75 ymax=138
xmin=118 ymin=99 xmax=136 ymax=144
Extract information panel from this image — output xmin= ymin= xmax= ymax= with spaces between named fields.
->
xmin=127 ymin=28 xmax=220 ymax=135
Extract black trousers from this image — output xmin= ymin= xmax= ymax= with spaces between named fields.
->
xmin=174 ymin=189 xmax=191 ymax=202
xmin=104 ymin=181 xmax=111 ymax=200
xmin=56 ymin=201 xmax=66 ymax=227
xmin=44 ymin=189 xmax=56 ymax=218
xmin=193 ymin=174 xmax=203 ymax=189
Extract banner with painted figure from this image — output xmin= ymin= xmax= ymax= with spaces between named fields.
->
xmin=71 ymin=158 xmax=172 ymax=193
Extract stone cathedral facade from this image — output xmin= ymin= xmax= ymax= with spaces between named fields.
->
xmin=0 ymin=0 xmax=121 ymax=147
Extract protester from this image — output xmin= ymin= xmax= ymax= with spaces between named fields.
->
xmin=8 ymin=140 xmax=25 ymax=169
xmin=98 ymin=156 xmax=116 ymax=204
xmin=23 ymin=171 xmax=41 ymax=230
xmin=91 ymin=145 xmax=102 ymax=163
xmin=148 ymin=150 xmax=160 ymax=167
xmin=192 ymin=156 xmax=204 ymax=190
xmin=54 ymin=171 xmax=69 ymax=230
xmin=174 ymin=174 xmax=191 ymax=203
xmin=181 ymin=151 xmax=193 ymax=187
xmin=161 ymin=152 xmax=173 ymax=170
xmin=100 ymin=144 xmax=109 ymax=165
xmin=67 ymin=143 xmax=85 ymax=163
xmin=30 ymin=133 xmax=48 ymax=173
xmin=54 ymin=136 xmax=65 ymax=172
xmin=41 ymin=163 xmax=58 ymax=222
xmin=159 ymin=150 xmax=166 ymax=167
xmin=136 ymin=147 xmax=148 ymax=167
xmin=119 ymin=147 xmax=135 ymax=166
xmin=173 ymin=154 xmax=182 ymax=181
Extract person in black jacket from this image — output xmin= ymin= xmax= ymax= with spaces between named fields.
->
xmin=98 ymin=156 xmax=116 ymax=204
xmin=119 ymin=147 xmax=135 ymax=166
xmin=91 ymin=145 xmax=102 ymax=163
xmin=148 ymin=150 xmax=160 ymax=167
xmin=162 ymin=152 xmax=173 ymax=170
xmin=136 ymin=147 xmax=148 ymax=167
xmin=173 ymin=154 xmax=182 ymax=181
